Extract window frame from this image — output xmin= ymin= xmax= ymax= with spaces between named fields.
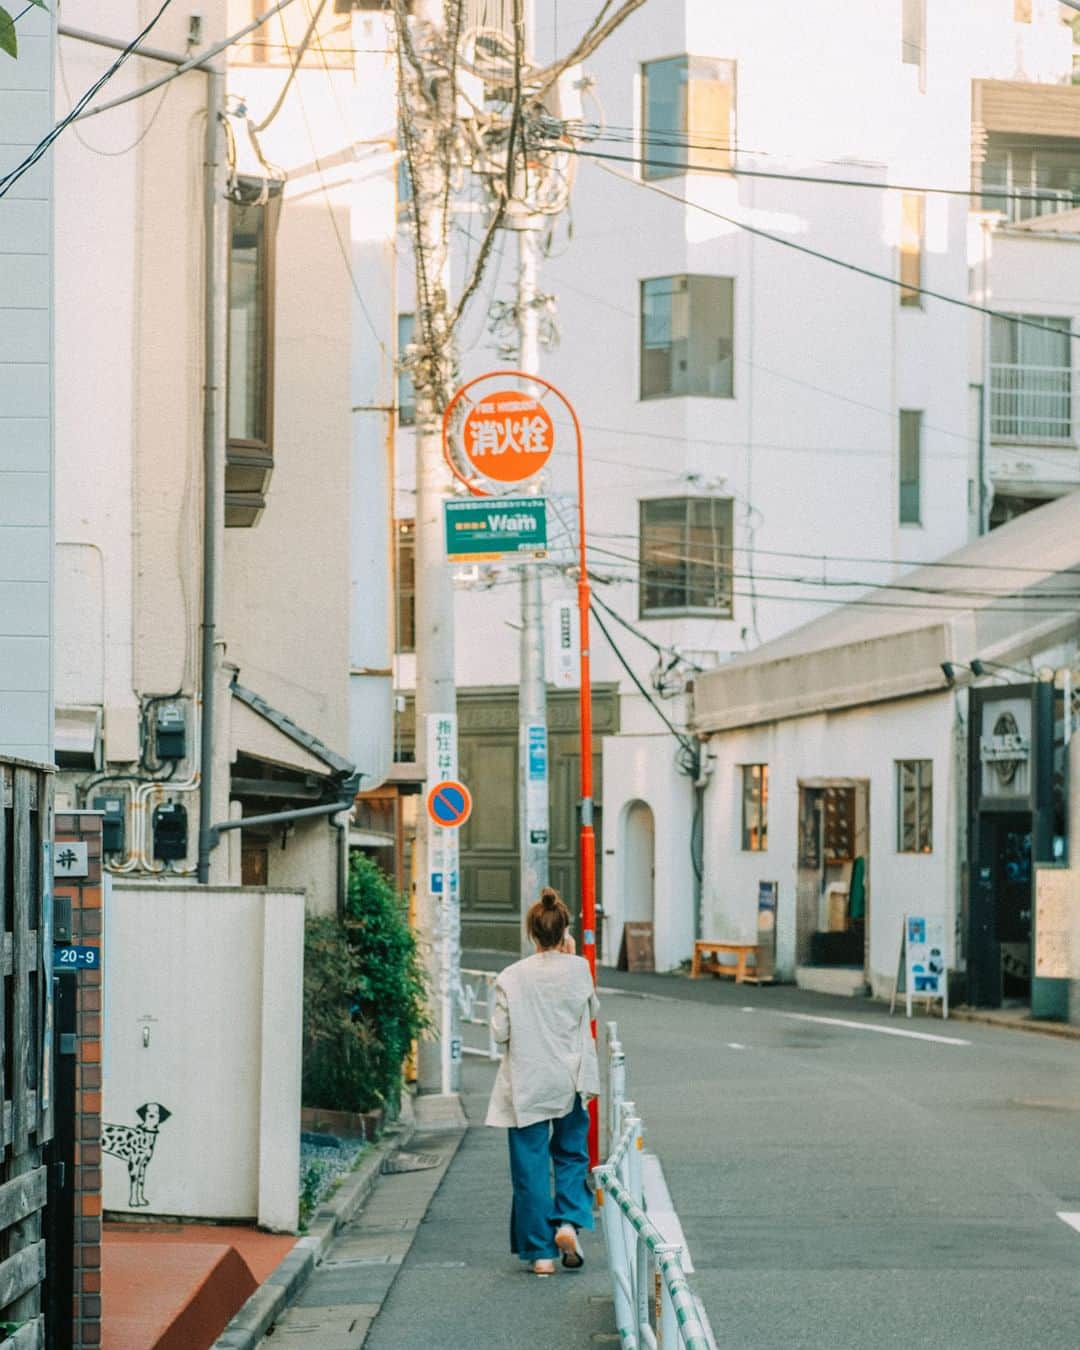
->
xmin=899 ymin=193 xmax=924 ymax=307
xmin=638 ymin=495 xmax=734 ymax=619
xmin=896 ymin=759 xmax=933 ymax=854
xmin=225 ymin=178 xmax=282 ymax=528
xmin=640 ymin=53 xmax=736 ymax=182
xmin=397 ymin=312 xmax=417 ymax=427
xmin=898 ymin=409 xmax=922 ymax=526
xmin=990 ymin=313 xmax=1072 ymax=444
xmin=395 ymin=518 xmax=416 ymax=654
xmin=741 ymin=763 xmax=769 ymax=852
xmin=639 ymin=274 xmax=735 ymax=401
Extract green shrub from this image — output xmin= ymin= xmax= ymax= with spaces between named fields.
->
xmin=302 ymin=855 xmax=428 ymax=1114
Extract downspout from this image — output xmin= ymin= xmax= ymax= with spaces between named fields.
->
xmin=198 ymin=68 xmax=228 ymax=883
xmin=205 ymin=781 xmax=360 ymax=853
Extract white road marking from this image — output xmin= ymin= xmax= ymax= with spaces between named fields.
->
xmin=778 ymin=1012 xmax=970 ymax=1046
xmin=741 ymin=1006 xmax=755 ymax=1013
xmin=1057 ymin=1212 xmax=1080 ymax=1234
xmin=727 ymin=1042 xmax=746 ymax=1050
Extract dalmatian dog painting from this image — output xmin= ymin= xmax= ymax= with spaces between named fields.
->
xmin=102 ymin=1102 xmax=172 ymax=1208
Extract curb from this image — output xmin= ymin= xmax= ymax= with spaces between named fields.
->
xmin=211 ymin=1106 xmax=416 ymax=1350
xmin=949 ymin=1007 xmax=1080 ymax=1041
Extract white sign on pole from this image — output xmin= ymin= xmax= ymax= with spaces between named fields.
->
xmin=891 ymin=914 xmax=948 ymax=1019
xmin=523 ymin=722 xmax=549 ymax=845
xmin=425 ymin=712 xmax=460 ymax=1096
xmin=426 ymin=711 xmax=458 ymax=784
xmin=549 ymin=599 xmax=579 ymax=689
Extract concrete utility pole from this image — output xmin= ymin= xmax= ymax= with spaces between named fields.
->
xmin=515 ymin=217 xmax=551 ymax=953
xmin=396 ymin=0 xmax=461 ymax=1096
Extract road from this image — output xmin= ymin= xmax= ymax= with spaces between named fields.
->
xmin=594 ymin=976 xmax=1080 ymax=1349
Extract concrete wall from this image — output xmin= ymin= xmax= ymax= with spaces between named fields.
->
xmin=701 ymin=693 xmax=959 ymax=994
xmin=103 ymin=884 xmax=304 ymax=1230
xmin=0 ymin=4 xmax=54 ymax=760
xmin=601 ymin=732 xmax=696 ymax=972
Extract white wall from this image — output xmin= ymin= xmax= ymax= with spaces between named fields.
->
xmin=104 ymin=884 xmax=304 ymax=1231
xmin=0 ymin=4 xmax=54 ymax=761
xmin=601 ymin=732 xmax=696 ymax=971
xmin=701 ymin=693 xmax=958 ymax=995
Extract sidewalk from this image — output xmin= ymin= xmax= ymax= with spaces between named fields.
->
xmin=256 ymin=1063 xmax=615 ymax=1349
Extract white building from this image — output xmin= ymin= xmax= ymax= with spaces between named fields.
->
xmin=692 ymin=489 xmax=1080 ymax=1016
xmin=1 ymin=4 xmax=54 ymax=763
xmin=49 ymin=1 xmax=393 ymax=909
xmin=383 ymin=0 xmax=1080 ymax=966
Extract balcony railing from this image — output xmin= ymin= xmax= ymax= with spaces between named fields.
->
xmin=982 ymin=184 xmax=1077 ymax=223
xmin=990 ymin=362 xmax=1072 ymax=443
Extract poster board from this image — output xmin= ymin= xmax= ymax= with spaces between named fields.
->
xmin=890 ymin=913 xmax=948 ymax=1019
xmin=621 ymin=922 xmax=655 ymax=973
xmin=755 ymin=882 xmax=777 ymax=982
xmin=1034 ymin=865 xmax=1072 ymax=980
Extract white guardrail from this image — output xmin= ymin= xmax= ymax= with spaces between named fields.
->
xmin=458 ymin=967 xmax=499 ymax=1060
xmin=595 ymin=1022 xmax=713 ymax=1350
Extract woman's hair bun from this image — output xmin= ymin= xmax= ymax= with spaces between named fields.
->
xmin=540 ymin=887 xmax=557 ymax=910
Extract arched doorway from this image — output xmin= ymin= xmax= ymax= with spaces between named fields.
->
xmin=619 ymin=800 xmax=655 ymax=970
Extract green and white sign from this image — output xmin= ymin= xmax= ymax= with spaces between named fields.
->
xmin=444 ymin=496 xmax=548 ymax=563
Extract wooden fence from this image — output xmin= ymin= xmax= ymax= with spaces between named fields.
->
xmin=0 ymin=757 xmax=53 ymax=1349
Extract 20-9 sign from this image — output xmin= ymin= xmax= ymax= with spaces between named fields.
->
xmin=55 ymin=946 xmax=100 ymax=970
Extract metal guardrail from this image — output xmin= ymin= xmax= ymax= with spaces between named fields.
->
xmin=593 ymin=1022 xmax=712 ymax=1350
xmin=458 ymin=967 xmax=499 ymax=1060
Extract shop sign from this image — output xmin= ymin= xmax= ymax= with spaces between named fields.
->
xmin=978 ymin=698 xmax=1032 ymax=798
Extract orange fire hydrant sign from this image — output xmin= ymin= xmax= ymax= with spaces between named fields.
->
xmin=462 ymin=391 xmax=553 ymax=484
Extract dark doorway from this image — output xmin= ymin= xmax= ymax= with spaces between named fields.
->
xmin=989 ymin=812 xmax=1032 ymax=1002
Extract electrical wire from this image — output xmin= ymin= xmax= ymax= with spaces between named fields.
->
xmin=0 ymin=0 xmax=175 ymax=198
xmin=252 ymin=0 xmax=328 ymax=133
xmin=591 ymin=157 xmax=1080 ymax=343
xmin=540 ymin=131 xmax=1080 ymax=212
xmin=57 ymin=35 xmax=174 ymax=158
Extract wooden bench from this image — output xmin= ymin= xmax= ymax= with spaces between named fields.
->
xmin=691 ymin=941 xmax=759 ymax=984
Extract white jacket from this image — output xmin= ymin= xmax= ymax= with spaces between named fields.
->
xmin=484 ymin=951 xmax=600 ymax=1129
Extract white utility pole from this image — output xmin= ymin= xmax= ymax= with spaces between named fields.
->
xmin=516 ymin=215 xmax=551 ymax=954
xmin=399 ymin=0 xmax=460 ymax=1096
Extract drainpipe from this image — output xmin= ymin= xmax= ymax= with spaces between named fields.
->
xmin=205 ymin=781 xmax=360 ymax=853
xmin=197 ymin=67 xmax=228 ymax=883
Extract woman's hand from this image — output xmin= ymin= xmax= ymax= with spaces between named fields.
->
xmin=558 ymin=932 xmax=576 ymax=955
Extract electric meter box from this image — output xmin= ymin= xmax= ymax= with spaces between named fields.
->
xmin=152 ymin=802 xmax=188 ymax=861
xmin=155 ymin=703 xmax=187 ymax=760
xmin=92 ymin=796 xmax=125 ymax=854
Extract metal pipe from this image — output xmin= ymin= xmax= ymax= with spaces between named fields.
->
xmin=197 ymin=68 xmax=227 ymax=884
xmin=58 ymin=24 xmax=206 ymax=68
xmin=208 ymin=794 xmax=355 ymax=851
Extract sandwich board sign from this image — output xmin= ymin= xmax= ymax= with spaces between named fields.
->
xmin=890 ymin=913 xmax=948 ymax=1019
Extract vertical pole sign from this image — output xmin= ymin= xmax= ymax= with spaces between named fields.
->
xmin=443 ymin=371 xmax=599 ymax=1164
xmin=425 ymin=714 xmax=464 ymax=1093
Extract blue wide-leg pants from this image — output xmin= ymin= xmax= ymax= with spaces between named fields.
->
xmin=507 ymin=1094 xmax=594 ymax=1261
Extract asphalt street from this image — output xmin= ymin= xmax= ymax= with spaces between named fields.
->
xmin=593 ymin=976 xmax=1080 ymax=1350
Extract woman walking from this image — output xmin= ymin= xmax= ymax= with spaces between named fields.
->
xmin=486 ymin=886 xmax=600 ymax=1276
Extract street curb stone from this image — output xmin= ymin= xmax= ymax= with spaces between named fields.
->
xmin=949 ymin=1006 xmax=1080 ymax=1040
xmin=210 ymin=1100 xmax=417 ymax=1350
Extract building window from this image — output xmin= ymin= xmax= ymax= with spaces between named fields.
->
xmin=980 ymin=136 xmax=1080 ymax=222
xmin=398 ymin=313 xmax=416 ymax=426
xmin=226 ymin=181 xmax=281 ymax=528
xmin=640 ymin=276 xmax=733 ymax=400
xmin=742 ymin=764 xmax=768 ymax=851
xmin=899 ymin=193 xmax=923 ymax=306
xmin=641 ymin=56 xmax=736 ymax=180
xmin=897 ymin=759 xmax=932 ymax=853
xmin=899 ymin=410 xmax=922 ymax=525
xmin=991 ymin=314 xmax=1071 ymax=443
xmin=901 ymin=0 xmax=925 ymax=80
xmin=395 ymin=519 xmax=415 ymax=653
xmin=639 ymin=497 xmax=733 ymax=617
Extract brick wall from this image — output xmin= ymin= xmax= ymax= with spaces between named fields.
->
xmin=54 ymin=812 xmax=103 ymax=1349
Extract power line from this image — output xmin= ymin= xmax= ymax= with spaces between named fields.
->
xmin=590 ymin=157 xmax=1080 ymax=345
xmin=540 ymin=132 xmax=1080 ymax=211
xmin=0 ymin=0 xmax=175 ymax=199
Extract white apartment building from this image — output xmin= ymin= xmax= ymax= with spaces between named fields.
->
xmin=382 ymin=0 xmax=1080 ymax=966
xmin=1 ymin=4 xmax=54 ymax=764
xmin=49 ymin=1 xmax=393 ymax=910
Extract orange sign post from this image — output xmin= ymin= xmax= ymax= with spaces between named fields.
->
xmin=443 ymin=370 xmax=600 ymax=1167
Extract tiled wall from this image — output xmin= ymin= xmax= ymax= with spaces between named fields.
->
xmin=54 ymin=812 xmax=103 ymax=1348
